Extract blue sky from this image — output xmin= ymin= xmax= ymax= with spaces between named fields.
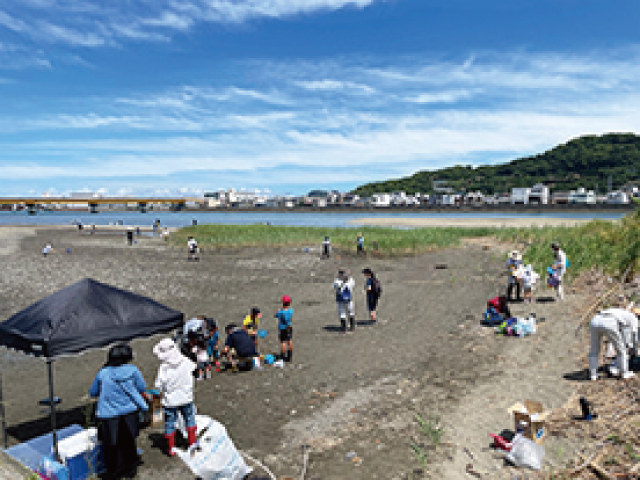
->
xmin=1 ymin=0 xmax=640 ymax=197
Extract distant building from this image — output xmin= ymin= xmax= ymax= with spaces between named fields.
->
xmin=528 ymin=184 xmax=550 ymax=205
xmin=511 ymin=188 xmax=531 ymax=205
xmin=607 ymin=191 xmax=630 ymax=204
xmin=371 ymin=193 xmax=392 ymax=207
xmin=552 ymin=191 xmax=570 ymax=204
xmin=568 ymin=188 xmax=596 ymax=204
xmin=432 ymin=180 xmax=454 ymax=194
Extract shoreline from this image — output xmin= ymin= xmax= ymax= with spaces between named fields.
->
xmin=350 ymin=216 xmax=616 ymax=228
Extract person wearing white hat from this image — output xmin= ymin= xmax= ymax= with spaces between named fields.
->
xmin=588 ymin=308 xmax=638 ymax=381
xmin=153 ymin=338 xmax=198 ymax=457
xmin=506 ymin=251 xmax=524 ymax=301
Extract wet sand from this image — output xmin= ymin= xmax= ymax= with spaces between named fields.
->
xmin=0 ymin=227 xmax=589 ymax=479
xmin=352 ymin=217 xmax=616 ymax=228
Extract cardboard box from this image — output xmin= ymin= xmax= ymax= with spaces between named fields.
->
xmin=145 ymin=395 xmax=163 ymax=427
xmin=509 ymin=400 xmax=548 ymax=445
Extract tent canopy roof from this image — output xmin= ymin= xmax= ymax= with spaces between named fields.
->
xmin=0 ymin=278 xmax=183 ymax=358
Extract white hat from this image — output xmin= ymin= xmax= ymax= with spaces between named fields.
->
xmin=510 ymin=250 xmax=522 ymax=261
xmin=153 ymin=338 xmax=183 ymax=365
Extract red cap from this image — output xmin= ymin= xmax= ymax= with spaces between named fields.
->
xmin=281 ymin=295 xmax=292 ymax=304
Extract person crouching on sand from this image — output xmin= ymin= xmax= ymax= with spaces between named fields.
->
xmin=153 ymin=338 xmax=197 ymax=457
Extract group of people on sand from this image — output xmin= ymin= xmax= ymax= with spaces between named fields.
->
xmin=505 ymin=242 xmax=566 ymax=303
xmin=503 ymin=241 xmax=638 ymax=382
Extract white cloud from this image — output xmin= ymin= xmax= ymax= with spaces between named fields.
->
xmin=294 ymin=79 xmax=376 ymax=94
xmin=3 ymin=46 xmax=640 ymax=191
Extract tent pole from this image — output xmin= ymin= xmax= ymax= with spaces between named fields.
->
xmin=47 ymin=358 xmax=59 ymax=462
xmin=0 ymin=368 xmax=6 ymax=449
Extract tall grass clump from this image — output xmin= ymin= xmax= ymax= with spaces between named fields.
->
xmin=495 ymin=211 xmax=640 ymax=281
xmin=172 ymin=224 xmax=495 ymax=255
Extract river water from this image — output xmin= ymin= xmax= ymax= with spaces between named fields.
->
xmin=0 ymin=210 xmax=626 ymax=228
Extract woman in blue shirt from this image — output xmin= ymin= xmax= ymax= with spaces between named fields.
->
xmin=275 ymin=295 xmax=295 ymax=362
xmin=89 ymin=344 xmax=148 ymax=480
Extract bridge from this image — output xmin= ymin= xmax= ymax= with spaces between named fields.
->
xmin=0 ymin=197 xmax=187 ymax=214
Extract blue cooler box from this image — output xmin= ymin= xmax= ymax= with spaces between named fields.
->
xmin=56 ymin=428 xmax=105 ymax=480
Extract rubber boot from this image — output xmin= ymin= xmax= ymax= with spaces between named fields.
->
xmin=349 ymin=317 xmax=355 ymax=331
xmin=340 ymin=318 xmax=347 ymax=333
xmin=164 ymin=432 xmax=176 ymax=457
xmin=286 ymin=350 xmax=292 ymax=363
xmin=186 ymin=426 xmax=197 ymax=447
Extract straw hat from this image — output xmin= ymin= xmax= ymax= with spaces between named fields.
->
xmin=510 ymin=250 xmax=522 ymax=261
xmin=153 ymin=338 xmax=183 ymax=365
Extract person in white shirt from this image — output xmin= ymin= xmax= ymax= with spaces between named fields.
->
xmin=187 ymin=236 xmax=199 ymax=261
xmin=42 ymin=243 xmax=54 ymax=256
xmin=551 ymin=242 xmax=567 ymax=300
xmin=505 ymin=251 xmax=523 ymax=301
xmin=521 ymin=265 xmax=539 ymax=304
xmin=334 ymin=269 xmax=356 ymax=333
xmin=153 ymin=338 xmax=198 ymax=457
xmin=588 ymin=308 xmax=638 ymax=381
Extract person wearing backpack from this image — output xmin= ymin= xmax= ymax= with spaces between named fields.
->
xmin=362 ymin=268 xmax=381 ymax=323
xmin=334 ymin=269 xmax=356 ymax=333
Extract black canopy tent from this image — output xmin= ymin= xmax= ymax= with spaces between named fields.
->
xmin=0 ymin=278 xmax=184 ymax=460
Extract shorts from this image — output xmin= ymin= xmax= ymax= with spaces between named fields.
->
xmin=279 ymin=328 xmax=292 ymax=342
xmin=197 ymin=361 xmax=210 ymax=370
xmin=163 ymin=402 xmax=196 ymax=435
xmin=366 ymin=294 xmax=378 ymax=312
xmin=337 ymin=301 xmax=355 ymax=319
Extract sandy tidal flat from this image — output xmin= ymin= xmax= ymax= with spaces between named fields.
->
xmin=351 ymin=216 xmax=617 ymax=228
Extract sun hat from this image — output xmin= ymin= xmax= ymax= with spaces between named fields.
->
xmin=510 ymin=250 xmax=522 ymax=261
xmin=281 ymin=294 xmax=292 ymax=304
xmin=153 ymin=338 xmax=183 ymax=365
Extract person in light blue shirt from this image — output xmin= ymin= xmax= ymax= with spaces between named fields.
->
xmin=89 ymin=344 xmax=148 ymax=480
xmin=275 ymin=295 xmax=295 ymax=362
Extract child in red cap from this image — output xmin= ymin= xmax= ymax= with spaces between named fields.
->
xmin=274 ymin=295 xmax=295 ymax=362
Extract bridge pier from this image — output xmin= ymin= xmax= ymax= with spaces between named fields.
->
xmin=138 ymin=202 xmax=147 ymax=213
xmin=88 ymin=203 xmax=99 ymax=214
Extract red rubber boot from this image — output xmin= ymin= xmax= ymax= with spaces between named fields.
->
xmin=164 ymin=432 xmax=176 ymax=456
xmin=186 ymin=426 xmax=197 ymax=446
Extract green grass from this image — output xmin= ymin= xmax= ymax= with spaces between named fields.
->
xmin=172 ymin=224 xmax=495 ymax=255
xmin=174 ymin=210 xmax=640 ymax=281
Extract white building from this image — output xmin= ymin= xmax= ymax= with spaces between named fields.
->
xmin=528 ymin=184 xmax=550 ymax=205
xmin=371 ymin=193 xmax=392 ymax=207
xmin=511 ymin=188 xmax=531 ymax=205
xmin=607 ymin=191 xmax=630 ymax=204
xmin=568 ymin=188 xmax=596 ymax=204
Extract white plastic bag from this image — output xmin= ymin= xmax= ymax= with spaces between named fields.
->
xmin=175 ymin=415 xmax=252 ymax=480
xmin=504 ymin=434 xmax=545 ymax=470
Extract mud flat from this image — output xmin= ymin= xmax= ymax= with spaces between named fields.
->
xmin=0 ymin=227 xmax=588 ymax=479
xmin=351 ymin=217 xmax=614 ymax=228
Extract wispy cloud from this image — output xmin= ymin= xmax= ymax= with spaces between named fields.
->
xmin=0 ymin=0 xmax=379 ymax=51
xmin=2 ymin=46 xmax=640 ymax=191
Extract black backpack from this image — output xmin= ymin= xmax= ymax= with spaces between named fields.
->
xmin=371 ymin=277 xmax=382 ymax=298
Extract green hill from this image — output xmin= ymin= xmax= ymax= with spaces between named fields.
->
xmin=352 ymin=133 xmax=640 ymax=196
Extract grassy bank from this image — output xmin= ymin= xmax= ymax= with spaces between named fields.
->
xmin=496 ymin=211 xmax=640 ymax=281
xmin=174 ymin=211 xmax=640 ymax=280
xmin=171 ymin=224 xmax=495 ymax=255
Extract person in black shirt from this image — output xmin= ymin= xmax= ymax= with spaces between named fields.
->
xmin=221 ymin=324 xmax=257 ymax=371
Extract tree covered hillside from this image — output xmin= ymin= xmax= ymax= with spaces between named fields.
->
xmin=353 ymin=133 xmax=640 ymax=196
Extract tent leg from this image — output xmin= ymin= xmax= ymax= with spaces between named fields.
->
xmin=0 ymin=369 xmax=6 ymax=449
xmin=47 ymin=359 xmax=59 ymax=462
